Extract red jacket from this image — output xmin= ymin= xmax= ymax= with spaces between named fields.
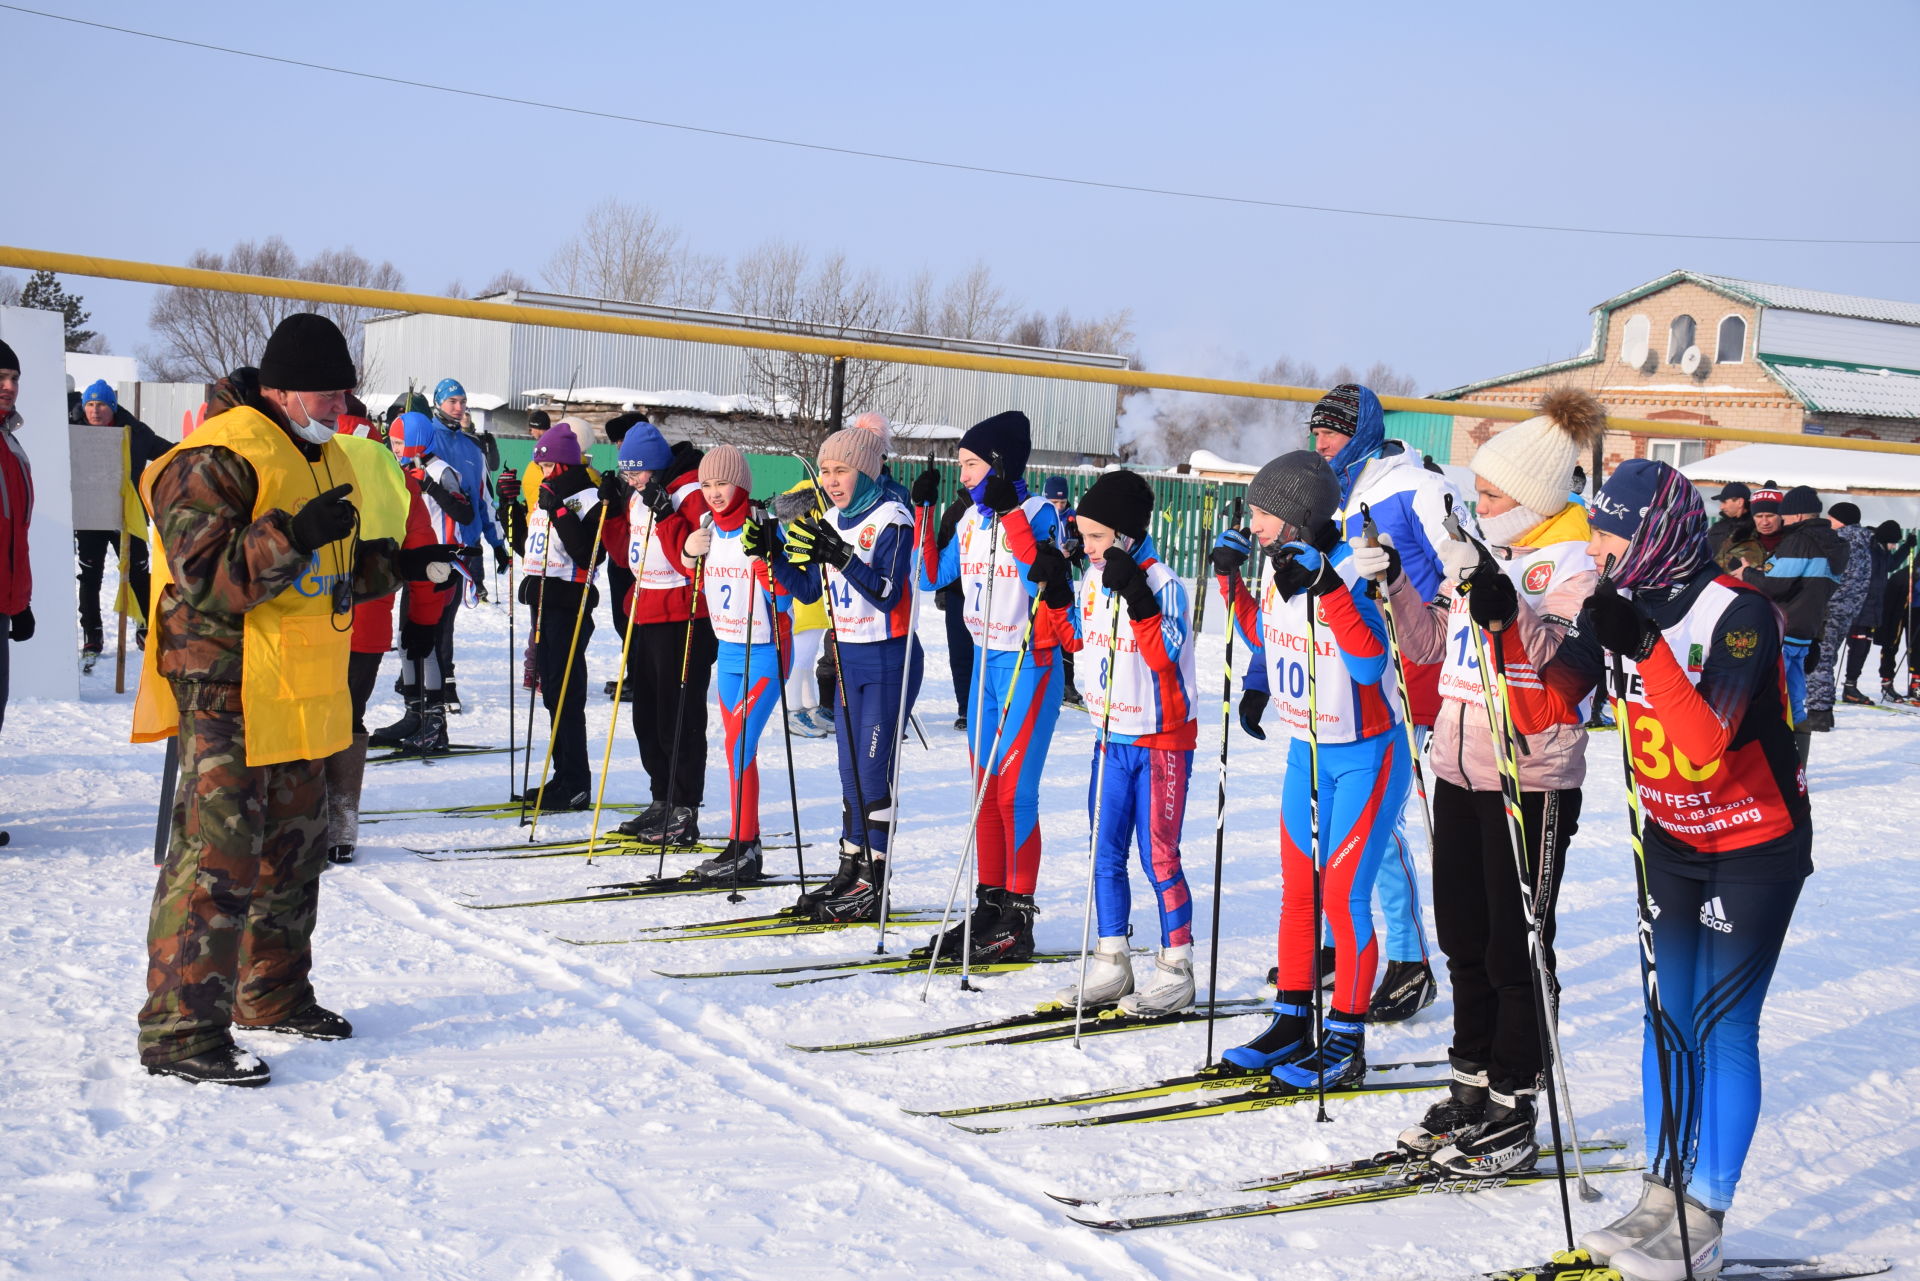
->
xmin=351 ymin=470 xmax=451 ymax=654
xmin=601 ymin=473 xmax=709 ymax=626
xmin=0 ymin=415 xmax=32 ymax=617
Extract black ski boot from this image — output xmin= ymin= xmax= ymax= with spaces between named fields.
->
xmin=615 ymin=801 xmax=667 ymax=839
xmin=968 ymin=892 xmax=1037 ymax=964
xmin=145 ymin=1042 xmax=270 ymax=1087
xmin=1883 ymin=680 xmax=1910 ymax=704
xmin=920 ymin=885 xmax=1003 ymax=959
xmin=808 ymin=855 xmax=885 ymax=923
xmin=248 ymin=1004 xmax=354 ymax=1041
xmin=1368 ymin=959 xmax=1437 ymax=1023
xmin=795 ymin=842 xmax=862 ymax=916
xmin=1429 ymin=1086 xmax=1539 ymax=1177
xmin=369 ymin=686 xmax=422 ymax=747
xmin=1842 ymin=683 xmax=1873 ymax=706
xmin=514 ymin=782 xmax=592 ymax=812
xmin=1398 ymin=1056 xmax=1491 ymax=1155
xmin=396 ymin=693 xmax=449 ymax=756
xmin=634 ymin=805 xmax=699 ymax=846
xmin=442 ymin=681 xmax=462 ymax=714
xmin=691 ymin=839 xmax=763 ymax=884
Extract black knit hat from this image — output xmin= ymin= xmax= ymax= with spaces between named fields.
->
xmin=1782 ymin=485 xmax=1823 ymax=517
xmin=0 ymin=338 xmax=17 ymax=372
xmin=527 ymin=409 xmax=551 ymax=433
xmin=605 ymin=411 xmax=643 ymax=443
xmin=1247 ymin=450 xmax=1340 ymax=541
xmin=1076 ymin=470 xmax=1155 ymax=542
xmin=1875 ymin=519 xmax=1902 ymax=543
xmin=258 ymin=313 xmax=356 ymax=391
xmin=1711 ymin=481 xmax=1751 ymax=502
xmin=958 ymin=410 xmax=1032 ymax=478
xmin=1829 ymin=501 xmax=1861 ymax=526
xmin=1307 ymin=384 xmax=1365 ymax=438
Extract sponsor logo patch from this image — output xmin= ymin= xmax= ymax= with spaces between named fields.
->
xmin=1688 ymin=643 xmax=1706 ymax=671
xmin=859 ymin=524 xmax=878 ymax=551
xmin=1523 ymin=560 xmax=1553 ymax=594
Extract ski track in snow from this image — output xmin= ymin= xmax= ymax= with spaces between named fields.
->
xmin=0 ymin=598 xmax=1914 ymax=1278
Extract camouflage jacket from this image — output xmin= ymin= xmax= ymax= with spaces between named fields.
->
xmin=150 ymin=417 xmax=402 ymax=694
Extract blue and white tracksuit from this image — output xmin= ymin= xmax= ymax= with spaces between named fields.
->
xmin=1221 ymin=543 xmax=1413 ymax=1016
xmin=918 ymin=489 xmax=1065 ymax=895
xmin=1049 ymin=535 xmax=1199 ymax=948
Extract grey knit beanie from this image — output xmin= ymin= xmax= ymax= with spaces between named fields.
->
xmin=1246 ymin=450 xmax=1340 ymax=541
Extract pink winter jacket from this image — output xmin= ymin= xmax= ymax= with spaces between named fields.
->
xmin=1386 ymin=545 xmax=1595 ymax=795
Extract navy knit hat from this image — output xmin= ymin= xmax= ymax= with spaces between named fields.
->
xmin=1590 ymin=458 xmax=1665 ymax=540
xmin=1043 ymin=475 xmax=1069 ymax=500
xmin=1781 ymin=486 xmax=1822 ymax=516
xmin=1076 ymin=470 xmax=1154 ymax=542
xmin=958 ymin=410 xmax=1032 ymax=478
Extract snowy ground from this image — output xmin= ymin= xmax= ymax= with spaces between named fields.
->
xmin=1 ymin=587 xmax=1915 ymax=1280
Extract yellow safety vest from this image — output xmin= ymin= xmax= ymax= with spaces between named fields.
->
xmin=333 ymin=433 xmax=410 ymax=543
xmin=131 ymin=406 xmax=360 ymax=766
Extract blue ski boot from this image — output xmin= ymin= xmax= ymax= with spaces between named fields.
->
xmin=1220 ymin=994 xmax=1312 ymax=1071
xmin=1272 ymin=1011 xmax=1367 ymax=1090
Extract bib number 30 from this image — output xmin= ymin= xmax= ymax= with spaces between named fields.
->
xmin=1628 ymin=708 xmax=1719 ymax=783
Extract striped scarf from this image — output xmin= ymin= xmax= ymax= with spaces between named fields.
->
xmin=1613 ymin=466 xmax=1710 ymax=591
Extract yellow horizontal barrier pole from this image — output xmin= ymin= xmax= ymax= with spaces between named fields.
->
xmin=8 ymin=243 xmax=1920 ymax=458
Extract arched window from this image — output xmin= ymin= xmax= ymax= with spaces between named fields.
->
xmin=1716 ymin=314 xmax=1747 ymax=363
xmin=1618 ymin=314 xmax=1651 ymax=367
xmin=1668 ymin=315 xmax=1696 ymax=363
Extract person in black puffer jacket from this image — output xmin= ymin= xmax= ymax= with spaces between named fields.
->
xmin=1741 ymin=486 xmax=1846 ymax=735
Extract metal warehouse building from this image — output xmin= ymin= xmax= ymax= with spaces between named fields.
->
xmin=362 ymin=290 xmax=1126 ymax=463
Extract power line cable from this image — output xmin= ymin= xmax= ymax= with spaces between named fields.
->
xmin=5 ymin=3 xmax=1916 ymax=246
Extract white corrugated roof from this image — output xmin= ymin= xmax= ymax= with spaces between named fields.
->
xmin=1763 ymin=362 xmax=1920 ymax=418
xmin=1680 ymin=442 xmax=1920 ymax=492
xmin=1696 ymin=274 xmax=1920 ymax=327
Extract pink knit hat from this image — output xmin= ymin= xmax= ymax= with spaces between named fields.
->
xmin=819 ymin=427 xmax=884 ymax=480
xmin=698 ymin=443 xmax=752 ymax=492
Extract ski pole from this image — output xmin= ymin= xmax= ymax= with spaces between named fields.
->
xmin=1073 ymin=583 xmax=1125 ymax=1049
xmin=772 ymin=591 xmax=808 ymax=900
xmin=656 ymin=518 xmax=710 ymax=880
xmin=583 ymin=490 xmax=650 ymax=865
xmin=722 ymin=538 xmax=761 ymax=906
xmin=506 ymin=552 xmax=517 ymax=802
xmin=518 ymin=506 xmax=554 ymax=817
xmin=1202 ymin=497 xmax=1243 ymax=1067
xmin=1302 ymin=561 xmax=1330 ymax=1125
xmin=1601 ymin=554 xmax=1697 ymax=1281
xmin=529 ymin=495 xmax=610 ymax=842
xmin=873 ymin=508 xmax=924 ymax=955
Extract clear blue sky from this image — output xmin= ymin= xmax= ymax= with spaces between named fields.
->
xmin=7 ymin=0 xmax=1917 ymax=393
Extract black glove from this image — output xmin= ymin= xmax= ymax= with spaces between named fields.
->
xmin=493 ymin=543 xmax=511 ymax=574
xmin=790 ymin=517 xmax=851 ymax=569
xmin=1464 ymin=563 xmax=1519 ymax=631
xmin=1027 ymin=544 xmax=1073 ymax=610
xmin=9 ymin=606 xmax=33 ymax=642
xmin=1268 ymin=541 xmax=1338 ymax=599
xmin=981 ymin=471 xmax=1021 ymax=517
xmin=1210 ymin=528 xmax=1252 ymax=576
xmin=598 ymin=470 xmax=628 ymax=504
xmin=397 ymin=542 xmax=461 ymax=581
xmin=911 ymin=467 xmax=942 ymax=507
xmin=1101 ymin=546 xmax=1159 ymax=621
xmin=495 ymin=467 xmax=521 ymax=504
xmin=936 ymin=495 xmax=970 ymax=550
xmin=1584 ymin=580 xmax=1660 ymax=661
xmin=741 ymin=517 xmax=780 ymax=561
xmin=289 ymin=484 xmax=356 ymax=553
xmin=539 ymin=467 xmax=592 ymax=516
xmin=1238 ymin=688 xmax=1267 ymax=740
xmin=400 ymin=618 xmax=437 ymax=660
xmin=639 ymin=478 xmax=673 ymax=520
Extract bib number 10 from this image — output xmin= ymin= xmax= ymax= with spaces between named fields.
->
xmin=1627 ymin=708 xmax=1719 ymax=783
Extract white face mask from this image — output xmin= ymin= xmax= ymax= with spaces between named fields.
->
xmin=289 ymin=393 xmax=335 ymax=444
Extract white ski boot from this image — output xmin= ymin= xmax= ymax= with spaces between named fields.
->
xmin=1051 ymin=938 xmax=1134 ymax=1009
xmin=1608 ymin=1191 xmax=1722 ymax=1280
xmin=1118 ymin=946 xmax=1194 ymax=1016
xmin=1579 ymin=1176 xmax=1676 ymax=1264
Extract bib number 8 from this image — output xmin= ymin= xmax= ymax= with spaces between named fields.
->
xmin=1628 ymin=708 xmax=1719 ymax=783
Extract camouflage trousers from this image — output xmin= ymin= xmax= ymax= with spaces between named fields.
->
xmin=137 ymin=685 xmax=329 ymax=1065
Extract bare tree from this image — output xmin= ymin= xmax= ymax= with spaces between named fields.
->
xmin=1008 ymin=306 xmax=1137 ymax=359
xmin=934 ymin=261 xmax=1020 ymax=342
xmin=446 ymin=268 xmax=535 ymax=299
xmin=0 ymin=271 xmax=20 ymax=307
xmin=139 ymin=236 xmax=403 ymax=383
xmin=1118 ymin=356 xmax=1421 ymax=467
xmin=544 ymin=198 xmax=724 ymax=308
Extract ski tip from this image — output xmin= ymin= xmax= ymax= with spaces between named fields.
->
xmin=1044 ymin=1191 xmax=1091 ymax=1207
xmin=1065 ymin=1215 xmax=1126 ymax=1232
xmin=949 ymin=1122 xmax=1006 ymax=1135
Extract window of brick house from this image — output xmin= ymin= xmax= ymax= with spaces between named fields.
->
xmin=1668 ymin=315 xmax=1697 ymax=364
xmin=1648 ymin=439 xmax=1708 ymax=468
xmin=1716 ymin=315 xmax=1747 ymax=363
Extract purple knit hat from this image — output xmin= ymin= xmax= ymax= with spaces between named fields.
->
xmin=533 ymin=422 xmax=583 ymax=466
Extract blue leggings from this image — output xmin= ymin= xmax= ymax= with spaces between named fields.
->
xmin=715 ymin=639 xmax=786 ymax=842
xmin=1642 ymin=860 xmax=1804 ymax=1211
xmin=1782 ymin=638 xmax=1810 ymax=725
xmin=835 ymin=636 xmax=924 ymax=855
xmin=1373 ymin=812 xmax=1431 ymax=963
xmin=1278 ymin=731 xmax=1411 ymax=1014
xmin=1089 ymin=743 xmax=1194 ymax=947
xmin=968 ymin=646 xmax=1064 ymax=895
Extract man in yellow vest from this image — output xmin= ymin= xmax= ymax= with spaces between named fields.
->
xmin=132 ymin=313 xmax=431 ymax=1087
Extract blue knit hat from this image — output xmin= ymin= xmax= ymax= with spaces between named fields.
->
xmin=82 ymin=379 xmax=116 ymax=408
xmin=958 ymin=410 xmax=1031 ymax=478
xmin=1589 ymin=458 xmax=1664 ymax=540
xmin=1043 ymin=475 xmax=1069 ymax=500
xmin=434 ymin=377 xmax=466 ymax=405
xmin=618 ymin=420 xmax=671 ymax=472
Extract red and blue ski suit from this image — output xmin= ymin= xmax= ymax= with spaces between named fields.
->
xmin=699 ymin=500 xmax=792 ymax=844
xmin=1046 ymin=534 xmax=1198 ymax=947
xmin=1221 ymin=542 xmax=1412 ymax=1016
xmin=918 ymin=492 xmax=1065 ymax=896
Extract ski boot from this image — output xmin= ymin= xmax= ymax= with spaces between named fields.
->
xmin=615 ymin=801 xmax=667 ymax=840
xmin=788 ymin=707 xmax=830 ymax=739
xmin=1368 ymin=959 xmax=1437 ymax=1023
xmin=442 ymin=681 xmax=463 ymax=715
xmin=1271 ymin=1011 xmax=1367 ymax=1090
xmin=1578 ymin=1176 xmax=1676 ymax=1264
xmin=145 ymin=1042 xmax=270 ymax=1088
xmin=247 ymin=1004 xmax=354 ymax=1041
xmin=969 ymin=892 xmax=1037 ymax=964
xmin=692 ymin=839 xmax=763 ymax=884
xmin=795 ymin=842 xmax=863 ymax=915
xmin=368 ymin=685 xmax=422 ymax=747
xmin=81 ymin=626 xmax=104 ymax=674
xmin=953 ymin=715 xmax=967 ymax=731
xmin=1428 ymin=1086 xmax=1539 ymax=1177
xmin=1804 ymin=706 xmax=1834 ymax=732
xmin=1883 ymin=680 xmax=1910 ymax=704
xmin=1061 ymin=685 xmax=1086 ymax=709
xmin=635 ymin=805 xmax=699 ymax=846
xmin=1842 ymin=683 xmax=1874 ymax=706
xmin=1911 ymin=674 xmax=1920 ymax=702
xmin=1607 ymin=1191 xmax=1723 ymax=1280
xmin=396 ymin=693 xmax=449 ymax=756
xmin=1118 ymin=946 xmax=1195 ymax=1016
xmin=806 ymin=855 xmax=886 ymax=923
xmin=1220 ymin=994 xmax=1313 ymax=1071
xmin=1051 ymin=938 xmax=1134 ymax=1009
xmin=1398 ymin=1056 xmax=1489 ymax=1155
xmin=515 ymin=781 xmax=592 ymax=812
xmin=920 ymin=885 xmax=1003 ymax=960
